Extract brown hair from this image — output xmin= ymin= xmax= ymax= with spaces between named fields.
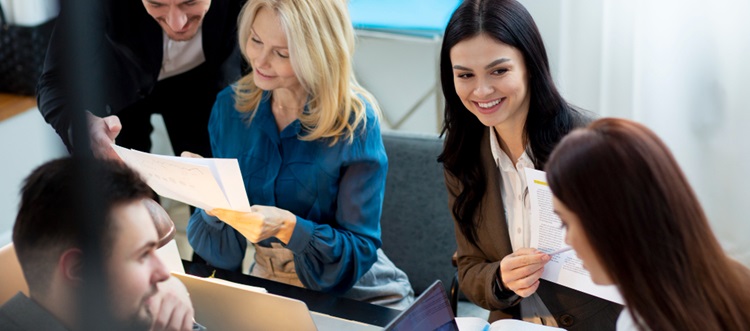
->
xmin=438 ymin=0 xmax=584 ymax=245
xmin=546 ymin=118 xmax=750 ymax=331
xmin=13 ymin=158 xmax=153 ymax=295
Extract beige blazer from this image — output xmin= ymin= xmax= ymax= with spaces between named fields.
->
xmin=445 ymin=132 xmax=622 ymax=330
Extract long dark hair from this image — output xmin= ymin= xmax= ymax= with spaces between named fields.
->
xmin=438 ymin=0 xmax=579 ymax=244
xmin=547 ymin=118 xmax=750 ymax=331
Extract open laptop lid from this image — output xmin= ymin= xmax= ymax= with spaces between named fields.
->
xmin=384 ymin=280 xmax=459 ymax=331
xmin=173 ymin=272 xmax=317 ymax=331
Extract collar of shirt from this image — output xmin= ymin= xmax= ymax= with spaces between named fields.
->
xmin=489 ymin=127 xmax=534 ymax=171
xmin=158 ymin=27 xmax=206 ymax=81
xmin=257 ymin=91 xmax=305 ymax=141
xmin=488 ymin=126 xmax=533 ymax=249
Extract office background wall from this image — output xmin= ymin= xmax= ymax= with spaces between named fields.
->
xmin=1 ymin=1 xmax=749 ymax=268
xmin=520 ymin=0 xmax=750 ymax=266
xmin=0 ymin=108 xmax=66 ymax=244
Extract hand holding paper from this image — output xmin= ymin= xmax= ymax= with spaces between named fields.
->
xmin=499 ymin=248 xmax=550 ymax=297
xmin=548 ymin=246 xmax=573 ymax=256
xmin=524 ymin=167 xmax=623 ymax=304
xmin=87 ymin=112 xmax=122 ymax=161
xmin=112 ymin=145 xmax=251 ymax=212
xmin=209 ymin=205 xmax=297 ymax=244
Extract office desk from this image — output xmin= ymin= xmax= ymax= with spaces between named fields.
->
xmin=0 ymin=93 xmax=36 ymax=122
xmin=183 ymin=260 xmax=402 ymax=327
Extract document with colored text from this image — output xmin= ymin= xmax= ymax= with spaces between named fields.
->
xmin=524 ymin=168 xmax=624 ymax=305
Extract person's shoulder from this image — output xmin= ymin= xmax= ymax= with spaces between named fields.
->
xmin=0 ymin=301 xmax=22 ymax=330
xmin=0 ymin=293 xmax=67 ymax=331
xmin=355 ymin=96 xmax=381 ymax=130
xmin=214 ymin=86 xmax=238 ymax=108
xmin=217 ymin=85 xmax=236 ymax=100
xmin=729 ymin=258 xmax=750 ymax=281
xmin=211 ymin=85 xmax=241 ymax=120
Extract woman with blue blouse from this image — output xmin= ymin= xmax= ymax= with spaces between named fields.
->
xmin=186 ymin=0 xmax=413 ymax=309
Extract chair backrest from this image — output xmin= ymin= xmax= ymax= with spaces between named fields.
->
xmin=380 ymin=130 xmax=456 ymax=296
xmin=0 ymin=243 xmax=29 ymax=305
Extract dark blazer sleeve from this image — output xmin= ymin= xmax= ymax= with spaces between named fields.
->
xmin=445 ymin=170 xmax=509 ymax=309
xmin=36 ymin=5 xmax=115 ymax=150
xmin=37 ymin=14 xmax=76 ymax=149
xmin=443 ymin=133 xmax=521 ymax=320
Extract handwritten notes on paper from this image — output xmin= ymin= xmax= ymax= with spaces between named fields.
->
xmin=524 ymin=168 xmax=624 ymax=305
xmin=112 ymin=145 xmax=251 ymax=212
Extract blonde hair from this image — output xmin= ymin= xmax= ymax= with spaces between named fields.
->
xmin=234 ymin=0 xmax=379 ymax=144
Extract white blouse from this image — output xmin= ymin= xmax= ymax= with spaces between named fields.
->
xmin=488 ymin=127 xmax=556 ymax=326
xmin=617 ymin=307 xmax=641 ymax=331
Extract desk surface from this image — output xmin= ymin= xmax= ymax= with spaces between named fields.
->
xmin=183 ymin=260 xmax=401 ymax=327
xmin=0 ymin=93 xmax=36 ymax=122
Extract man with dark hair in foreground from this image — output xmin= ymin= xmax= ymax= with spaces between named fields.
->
xmin=0 ymin=158 xmax=194 ymax=331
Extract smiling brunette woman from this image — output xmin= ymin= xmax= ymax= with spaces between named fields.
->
xmin=438 ymin=0 xmax=621 ymax=328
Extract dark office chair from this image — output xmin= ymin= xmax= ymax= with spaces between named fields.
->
xmin=379 ymin=130 xmax=459 ymax=314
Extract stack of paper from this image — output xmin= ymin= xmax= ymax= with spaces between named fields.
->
xmin=112 ymin=145 xmax=251 ymax=212
xmin=525 ymin=168 xmax=623 ymax=305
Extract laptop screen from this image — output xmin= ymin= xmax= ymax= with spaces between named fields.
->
xmin=384 ymin=280 xmax=459 ymax=331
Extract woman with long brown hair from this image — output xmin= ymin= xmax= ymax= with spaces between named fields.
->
xmin=547 ymin=118 xmax=750 ymax=330
xmin=439 ymin=0 xmax=621 ymax=328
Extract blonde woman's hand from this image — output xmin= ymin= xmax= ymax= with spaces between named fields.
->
xmin=209 ymin=205 xmax=297 ymax=244
xmin=498 ymin=248 xmax=551 ymax=297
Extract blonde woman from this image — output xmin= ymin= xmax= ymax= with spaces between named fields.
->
xmin=186 ymin=0 xmax=414 ymax=309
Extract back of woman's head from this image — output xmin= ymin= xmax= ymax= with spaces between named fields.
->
xmin=236 ymin=0 xmax=376 ymax=144
xmin=546 ymin=118 xmax=750 ymax=331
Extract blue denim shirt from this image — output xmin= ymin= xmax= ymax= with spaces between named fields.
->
xmin=188 ymin=86 xmax=388 ymax=294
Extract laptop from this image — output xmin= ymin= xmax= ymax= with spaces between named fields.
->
xmin=383 ymin=280 xmax=459 ymax=331
xmin=173 ymin=272 xmax=318 ymax=331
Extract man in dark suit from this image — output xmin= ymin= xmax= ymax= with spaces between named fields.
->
xmin=38 ymin=0 xmax=246 ymax=159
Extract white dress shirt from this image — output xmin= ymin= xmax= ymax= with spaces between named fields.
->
xmin=489 ymin=127 xmax=556 ymax=326
xmin=617 ymin=307 xmax=640 ymax=331
xmin=158 ymin=28 xmax=206 ymax=81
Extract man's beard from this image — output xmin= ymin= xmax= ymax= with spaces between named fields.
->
xmin=110 ymin=315 xmax=152 ymax=331
xmin=108 ymin=287 xmax=157 ymax=331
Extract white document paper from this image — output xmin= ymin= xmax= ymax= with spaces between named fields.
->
xmin=455 ymin=316 xmax=564 ymax=331
xmin=112 ymin=145 xmax=251 ymax=212
xmin=524 ymin=168 xmax=624 ymax=305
